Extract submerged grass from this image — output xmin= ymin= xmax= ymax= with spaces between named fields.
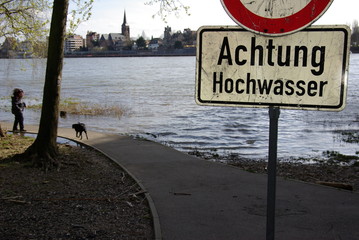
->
xmin=322 ymin=150 xmax=359 ymax=164
xmin=27 ymin=98 xmax=124 ymax=117
xmin=340 ymin=131 xmax=359 ymax=143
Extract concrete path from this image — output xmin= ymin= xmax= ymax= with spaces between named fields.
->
xmin=2 ymin=122 xmax=359 ymax=240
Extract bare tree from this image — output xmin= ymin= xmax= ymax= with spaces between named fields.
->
xmin=23 ymin=0 xmax=69 ymax=169
xmin=0 ymin=0 xmax=50 ymax=55
xmin=146 ymin=0 xmax=190 ymax=22
xmin=3 ymin=0 xmax=187 ymax=170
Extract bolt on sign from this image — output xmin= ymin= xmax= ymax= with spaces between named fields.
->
xmin=221 ymin=0 xmax=334 ymax=36
xmin=195 ymin=26 xmax=351 ymax=111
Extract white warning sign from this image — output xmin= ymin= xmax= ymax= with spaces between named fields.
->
xmin=195 ymin=26 xmax=351 ymax=111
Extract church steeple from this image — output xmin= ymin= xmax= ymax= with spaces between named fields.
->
xmin=122 ymin=10 xmax=130 ymax=39
xmin=123 ymin=10 xmax=127 ymax=25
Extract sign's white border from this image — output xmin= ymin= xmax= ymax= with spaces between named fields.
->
xmin=195 ymin=26 xmax=351 ymax=111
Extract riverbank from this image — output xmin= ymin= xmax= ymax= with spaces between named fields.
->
xmin=1 ymin=124 xmax=359 ymax=239
xmin=2 ymin=47 xmax=359 ymax=59
xmin=229 ymin=159 xmax=358 ymax=191
xmin=64 ymin=49 xmax=195 ymax=58
xmin=187 ymin=150 xmax=359 ymax=191
xmin=0 ymin=48 xmax=196 ymax=59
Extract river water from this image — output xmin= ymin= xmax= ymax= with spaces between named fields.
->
xmin=1 ymin=55 xmax=359 ymax=161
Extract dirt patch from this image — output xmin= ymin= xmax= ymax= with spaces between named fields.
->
xmin=0 ymin=134 xmax=154 ymax=240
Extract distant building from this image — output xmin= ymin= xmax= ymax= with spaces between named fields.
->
xmin=65 ymin=34 xmax=84 ymax=52
xmin=183 ymin=28 xmax=197 ymax=47
xmin=163 ymin=26 xmax=172 ymax=48
xmin=99 ymin=10 xmax=131 ymax=50
xmin=65 ymin=10 xmax=199 ymax=55
xmin=162 ymin=26 xmax=197 ymax=49
xmin=122 ymin=11 xmax=130 ymax=41
xmin=148 ymin=38 xmax=162 ymax=50
xmin=86 ymin=31 xmax=100 ymax=50
xmin=99 ymin=34 xmax=110 ymax=49
xmin=110 ymin=33 xmax=129 ymax=50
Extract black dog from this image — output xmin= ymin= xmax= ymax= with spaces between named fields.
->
xmin=72 ymin=122 xmax=88 ymax=140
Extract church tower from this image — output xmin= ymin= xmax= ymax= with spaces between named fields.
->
xmin=122 ymin=10 xmax=130 ymax=40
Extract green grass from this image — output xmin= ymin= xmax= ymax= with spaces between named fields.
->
xmin=0 ymin=134 xmax=35 ymax=161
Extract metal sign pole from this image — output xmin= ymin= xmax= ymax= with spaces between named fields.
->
xmin=266 ymin=106 xmax=280 ymax=240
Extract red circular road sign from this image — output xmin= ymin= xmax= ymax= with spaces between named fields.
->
xmin=221 ymin=0 xmax=334 ymax=36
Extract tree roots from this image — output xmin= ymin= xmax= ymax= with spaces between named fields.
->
xmin=19 ymin=142 xmax=61 ymax=172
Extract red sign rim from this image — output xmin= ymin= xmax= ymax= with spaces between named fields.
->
xmin=221 ymin=0 xmax=334 ymax=36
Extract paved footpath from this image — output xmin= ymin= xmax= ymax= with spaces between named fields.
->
xmin=2 ymin=122 xmax=359 ymax=240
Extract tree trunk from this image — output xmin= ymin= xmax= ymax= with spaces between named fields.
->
xmin=0 ymin=124 xmax=5 ymax=137
xmin=24 ymin=0 xmax=69 ymax=169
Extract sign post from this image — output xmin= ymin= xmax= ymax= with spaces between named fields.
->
xmin=196 ymin=25 xmax=350 ymax=240
xmin=267 ymin=106 xmax=280 ymax=240
xmin=196 ymin=0 xmax=350 ymax=237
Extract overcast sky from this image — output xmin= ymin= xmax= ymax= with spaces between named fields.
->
xmin=74 ymin=0 xmax=359 ymax=39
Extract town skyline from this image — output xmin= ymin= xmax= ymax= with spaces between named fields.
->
xmin=74 ymin=0 xmax=359 ymax=39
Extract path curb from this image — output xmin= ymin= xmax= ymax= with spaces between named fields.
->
xmin=72 ymin=139 xmax=163 ymax=240
xmin=1 ymin=122 xmax=162 ymax=240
